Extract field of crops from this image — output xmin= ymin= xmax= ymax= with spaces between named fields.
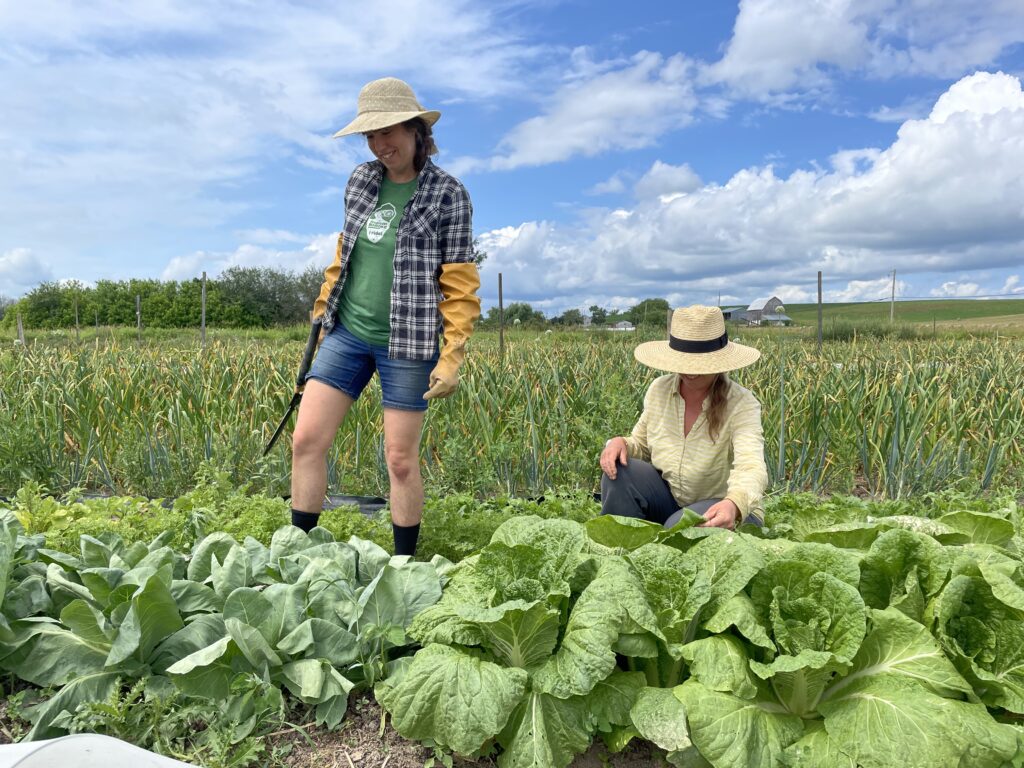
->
xmin=2 ymin=326 xmax=1023 ymax=766
xmin=2 ymin=328 xmax=1022 ymax=500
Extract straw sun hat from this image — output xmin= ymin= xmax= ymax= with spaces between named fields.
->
xmin=634 ymin=305 xmax=761 ymax=375
xmin=332 ymin=77 xmax=440 ymax=138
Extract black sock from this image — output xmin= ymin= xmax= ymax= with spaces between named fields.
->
xmin=392 ymin=522 xmax=420 ymax=557
xmin=291 ymin=508 xmax=320 ymax=533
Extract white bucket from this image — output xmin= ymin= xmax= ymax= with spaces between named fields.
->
xmin=0 ymin=734 xmax=199 ymax=768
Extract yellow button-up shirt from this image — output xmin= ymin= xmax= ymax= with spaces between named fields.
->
xmin=623 ymin=374 xmax=768 ymax=521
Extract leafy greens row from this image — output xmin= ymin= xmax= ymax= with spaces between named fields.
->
xmin=378 ymin=506 xmax=1024 ymax=768
xmin=0 ymin=512 xmax=450 ymax=741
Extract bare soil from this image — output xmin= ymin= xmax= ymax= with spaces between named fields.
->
xmin=267 ymin=693 xmax=665 ymax=768
xmin=1 ymin=690 xmax=666 ymax=767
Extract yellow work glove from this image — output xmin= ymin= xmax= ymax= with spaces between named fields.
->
xmin=312 ymin=233 xmax=344 ymax=341
xmin=423 ymin=338 xmax=466 ymax=399
xmin=423 ymin=262 xmax=481 ymax=400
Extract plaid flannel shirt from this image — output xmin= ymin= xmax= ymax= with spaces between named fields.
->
xmin=321 ymin=158 xmax=475 ymax=360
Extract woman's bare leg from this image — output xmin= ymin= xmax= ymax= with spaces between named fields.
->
xmin=290 ymin=380 xmax=354 ymax=515
xmin=382 ymin=407 xmax=426 ymax=553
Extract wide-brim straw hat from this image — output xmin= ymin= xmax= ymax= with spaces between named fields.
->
xmin=634 ymin=305 xmax=761 ymax=375
xmin=333 ymin=77 xmax=440 ymax=138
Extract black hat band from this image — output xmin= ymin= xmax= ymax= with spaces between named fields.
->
xmin=669 ymin=331 xmax=728 ymax=354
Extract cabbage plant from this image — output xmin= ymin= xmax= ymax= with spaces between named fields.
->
xmin=378 ymin=512 xmax=1024 ymax=768
xmin=0 ymin=514 xmax=448 ymax=740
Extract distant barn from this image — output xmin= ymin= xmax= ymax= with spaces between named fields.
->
xmin=721 ymin=306 xmax=747 ymax=323
xmin=745 ymin=296 xmax=790 ymax=326
xmin=761 ymin=312 xmax=792 ymax=326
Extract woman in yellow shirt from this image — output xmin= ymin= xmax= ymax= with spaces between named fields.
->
xmin=600 ymin=305 xmax=768 ymax=530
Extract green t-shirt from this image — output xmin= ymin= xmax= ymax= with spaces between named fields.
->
xmin=337 ymin=176 xmax=418 ymax=346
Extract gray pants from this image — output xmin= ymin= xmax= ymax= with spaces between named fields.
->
xmin=600 ymin=458 xmax=760 ymax=528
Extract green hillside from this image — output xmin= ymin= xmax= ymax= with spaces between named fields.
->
xmin=782 ymin=298 xmax=1024 ymax=325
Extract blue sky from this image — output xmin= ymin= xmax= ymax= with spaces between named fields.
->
xmin=2 ymin=0 xmax=1023 ymax=314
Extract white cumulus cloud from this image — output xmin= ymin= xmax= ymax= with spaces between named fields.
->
xmin=587 ymin=173 xmax=628 ymax=196
xmin=457 ymin=52 xmax=698 ymax=172
xmin=931 ymin=281 xmax=983 ymax=297
xmin=705 ymin=0 xmax=1024 ymax=99
xmin=0 ymin=248 xmax=54 ymax=298
xmin=634 ymin=161 xmax=703 ymax=200
xmin=161 ymin=232 xmax=338 ymax=282
xmin=478 ymin=72 xmax=1024 ymax=311
xmin=0 ymin=0 xmax=539 ymax=274
xmin=704 ymin=0 xmax=870 ymax=97
xmin=1000 ymin=275 xmax=1022 ymax=294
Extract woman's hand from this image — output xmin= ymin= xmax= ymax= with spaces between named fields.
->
xmin=600 ymin=437 xmax=628 ymax=479
xmin=699 ymin=499 xmax=741 ymax=530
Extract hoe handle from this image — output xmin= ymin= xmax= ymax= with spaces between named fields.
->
xmin=296 ymin=319 xmax=322 ymax=391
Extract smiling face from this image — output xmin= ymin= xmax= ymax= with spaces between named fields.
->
xmin=364 ymin=122 xmax=418 ymax=183
xmin=678 ymin=372 xmax=718 ymax=397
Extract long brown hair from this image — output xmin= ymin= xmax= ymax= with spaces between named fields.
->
xmin=706 ymin=373 xmax=731 ymax=443
xmin=404 ymin=117 xmax=438 ymax=173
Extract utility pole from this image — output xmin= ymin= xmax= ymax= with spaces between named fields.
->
xmin=890 ymin=270 xmax=896 ymax=322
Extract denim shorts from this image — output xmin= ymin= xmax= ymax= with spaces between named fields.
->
xmin=306 ymin=323 xmax=438 ymax=412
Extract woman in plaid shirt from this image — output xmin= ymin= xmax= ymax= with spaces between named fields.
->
xmin=290 ymin=78 xmax=481 ymax=556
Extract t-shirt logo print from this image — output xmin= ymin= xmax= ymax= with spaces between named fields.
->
xmin=365 ymin=202 xmax=398 ymax=244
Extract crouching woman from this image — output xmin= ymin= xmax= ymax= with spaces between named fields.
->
xmin=599 ymin=305 xmax=768 ymax=530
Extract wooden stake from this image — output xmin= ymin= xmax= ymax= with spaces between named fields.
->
xmin=201 ymin=271 xmax=207 ymax=349
xmin=817 ymin=271 xmax=823 ymax=354
xmin=498 ymin=272 xmax=505 ymax=363
xmin=890 ymin=270 xmax=896 ymax=323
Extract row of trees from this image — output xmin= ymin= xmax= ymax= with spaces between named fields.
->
xmin=477 ymin=298 xmax=670 ymax=330
xmin=2 ymin=269 xmax=670 ymax=331
xmin=0 ymin=296 xmax=14 ymax=324
xmin=0 ymin=267 xmax=325 ymax=330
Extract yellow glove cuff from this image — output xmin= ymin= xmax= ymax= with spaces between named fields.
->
xmin=313 ymin=233 xmax=344 ymax=321
xmin=437 ymin=262 xmax=481 ymax=342
xmin=424 ymin=263 xmax=479 ymax=400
